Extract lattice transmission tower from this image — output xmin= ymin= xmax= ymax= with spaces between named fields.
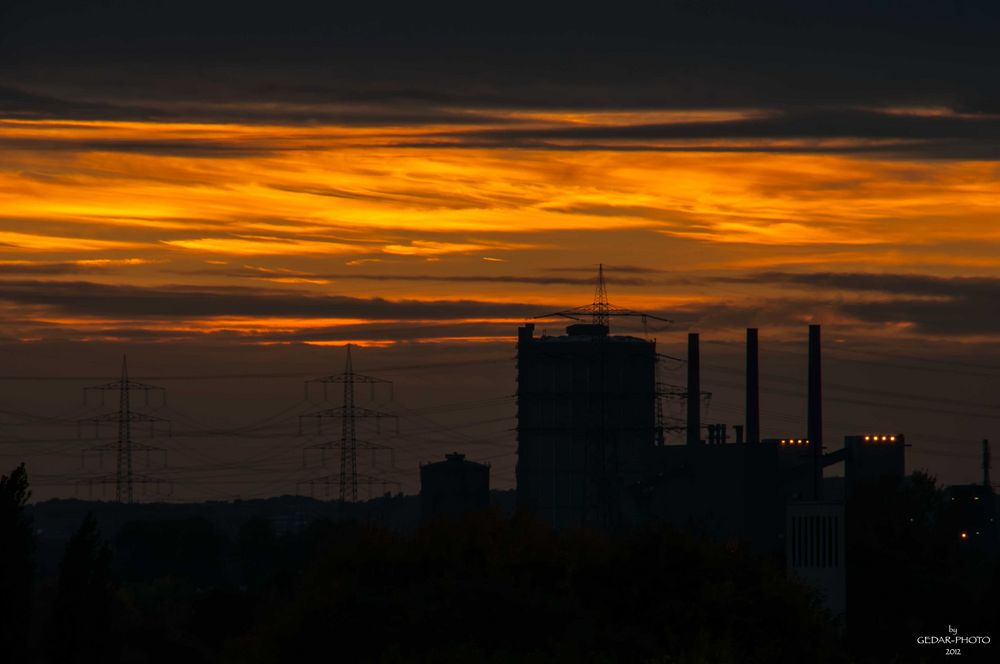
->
xmin=592 ymin=263 xmax=611 ymax=327
xmin=299 ymin=344 xmax=398 ymax=502
xmin=536 ymin=263 xmax=672 ymax=333
xmin=78 ymin=356 xmax=171 ymax=503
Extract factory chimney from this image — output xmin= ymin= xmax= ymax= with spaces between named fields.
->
xmin=687 ymin=333 xmax=701 ymax=446
xmin=808 ymin=324 xmax=823 ymax=500
xmin=746 ymin=328 xmax=760 ymax=444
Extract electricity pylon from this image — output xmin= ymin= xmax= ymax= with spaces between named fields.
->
xmin=78 ymin=356 xmax=171 ymax=503
xmin=299 ymin=344 xmax=396 ymax=502
xmin=535 ymin=263 xmax=672 ymax=332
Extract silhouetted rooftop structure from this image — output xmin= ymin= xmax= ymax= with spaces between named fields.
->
xmin=420 ymin=452 xmax=490 ymax=522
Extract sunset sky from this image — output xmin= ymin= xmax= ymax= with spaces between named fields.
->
xmin=2 ymin=2 xmax=999 ymax=499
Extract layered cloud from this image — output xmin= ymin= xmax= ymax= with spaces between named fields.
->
xmin=721 ymin=272 xmax=1000 ymax=336
xmin=4 ymin=3 xmax=1000 ymax=113
xmin=2 ymin=1 xmax=1000 ymax=349
xmin=3 ymin=271 xmax=1000 ymax=345
xmin=0 ymin=280 xmax=543 ymax=320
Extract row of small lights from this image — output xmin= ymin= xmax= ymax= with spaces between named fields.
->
xmin=779 ymin=435 xmax=898 ymax=445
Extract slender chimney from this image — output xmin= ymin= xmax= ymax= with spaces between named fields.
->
xmin=746 ymin=328 xmax=760 ymax=444
xmin=687 ymin=333 xmax=701 ymax=446
xmin=734 ymin=424 xmax=744 ymax=445
xmin=984 ymin=439 xmax=991 ymax=489
xmin=808 ymin=325 xmax=823 ymax=500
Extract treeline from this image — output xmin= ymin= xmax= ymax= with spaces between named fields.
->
xmin=6 ymin=463 xmax=996 ymax=662
xmin=846 ymin=473 xmax=1000 ymax=662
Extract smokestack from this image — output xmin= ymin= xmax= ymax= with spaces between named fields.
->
xmin=746 ymin=328 xmax=760 ymax=444
xmin=687 ymin=333 xmax=701 ymax=446
xmin=734 ymin=424 xmax=744 ymax=445
xmin=984 ymin=439 xmax=991 ymax=489
xmin=808 ymin=325 xmax=823 ymax=500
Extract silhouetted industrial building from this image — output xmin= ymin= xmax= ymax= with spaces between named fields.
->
xmin=635 ymin=441 xmax=788 ymax=551
xmin=420 ymin=453 xmax=490 ymax=522
xmin=516 ymin=322 xmax=656 ymax=529
xmin=624 ymin=326 xmax=830 ymax=551
xmin=787 ymin=501 xmax=846 ymax=618
xmin=514 ymin=312 xmax=914 ymax=541
xmin=512 ymin=276 xmax=929 ymax=618
xmin=633 ymin=435 xmax=834 ymax=552
xmin=843 ymin=433 xmax=906 ymax=496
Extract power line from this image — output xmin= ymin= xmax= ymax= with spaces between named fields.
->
xmin=0 ymin=355 xmax=513 ymax=382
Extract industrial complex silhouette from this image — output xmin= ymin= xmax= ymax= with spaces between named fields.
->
xmin=5 ymin=266 xmax=998 ymax=661
xmin=422 ymin=266 xmax=997 ymax=620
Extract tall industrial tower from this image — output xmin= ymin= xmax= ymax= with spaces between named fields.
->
xmin=519 ymin=265 xmax=669 ymax=529
xmin=300 ymin=345 xmax=396 ymax=502
xmin=78 ymin=356 xmax=171 ymax=503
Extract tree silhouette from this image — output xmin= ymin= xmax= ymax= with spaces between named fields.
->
xmin=846 ymin=472 xmax=1000 ymax=661
xmin=48 ymin=513 xmax=116 ymax=664
xmin=115 ymin=517 xmax=222 ymax=586
xmin=224 ymin=512 xmax=845 ymax=663
xmin=0 ymin=463 xmax=34 ymax=663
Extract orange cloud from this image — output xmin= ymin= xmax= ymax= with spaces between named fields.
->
xmin=381 ymin=240 xmax=534 ymax=256
xmin=4 ymin=115 xmax=1000 ymax=343
xmin=0 ymin=231 xmax=141 ymax=252
xmin=661 ymin=221 xmax=886 ymax=246
xmin=163 ymin=235 xmax=360 ymax=255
